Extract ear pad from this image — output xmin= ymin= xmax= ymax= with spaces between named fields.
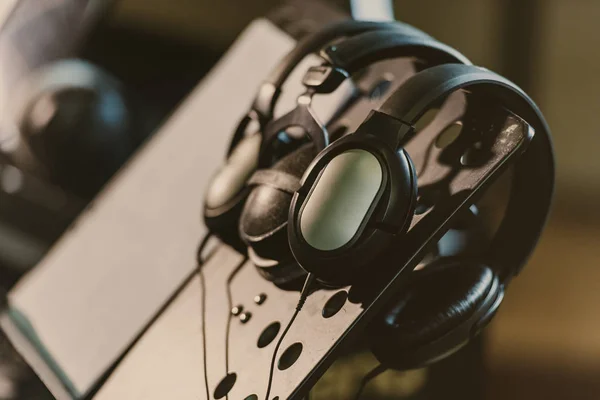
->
xmin=369 ymin=259 xmax=501 ymax=370
xmin=240 ymin=143 xmax=317 ymax=266
xmin=204 ymin=133 xmax=262 ymax=251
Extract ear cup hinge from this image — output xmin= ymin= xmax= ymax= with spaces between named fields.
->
xmin=302 ymin=65 xmax=349 ymax=94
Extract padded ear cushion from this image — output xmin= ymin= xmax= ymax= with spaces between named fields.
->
xmin=369 ymin=259 xmax=496 ymax=368
xmin=239 ymin=143 xmax=317 ymax=263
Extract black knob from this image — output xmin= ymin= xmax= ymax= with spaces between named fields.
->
xmin=14 ymin=60 xmax=138 ymax=197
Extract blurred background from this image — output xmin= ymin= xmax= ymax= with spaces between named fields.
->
xmin=1 ymin=0 xmax=598 ymax=399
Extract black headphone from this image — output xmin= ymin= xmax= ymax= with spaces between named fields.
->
xmin=239 ymin=29 xmax=471 ymax=283
xmin=202 ymin=20 xmax=437 ymax=251
xmin=288 ymin=63 xmax=554 ymax=369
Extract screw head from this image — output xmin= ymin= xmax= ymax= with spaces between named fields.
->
xmin=240 ymin=312 xmax=252 ymax=323
xmin=231 ymin=305 xmax=243 ymax=316
xmin=254 ymin=293 xmax=267 ymax=305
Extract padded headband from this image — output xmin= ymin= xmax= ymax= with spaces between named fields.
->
xmin=303 ymin=30 xmax=472 ymax=95
xmin=252 ymin=20 xmax=431 ymax=119
xmin=377 ymin=64 xmax=554 ymax=280
xmin=260 ymin=31 xmax=471 ymax=165
xmin=322 ymin=30 xmax=472 ymax=76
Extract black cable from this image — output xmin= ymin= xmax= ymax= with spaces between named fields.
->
xmin=197 ymin=233 xmax=247 ymax=400
xmin=264 ymin=305 xmax=300 ymax=399
xmin=196 ymin=232 xmax=213 ymax=400
xmin=199 ymin=266 xmax=210 ymax=400
xmin=352 ymin=363 xmax=388 ymax=400
xmin=224 ymin=258 xmax=247 ymax=400
xmin=264 ymin=273 xmax=316 ymax=400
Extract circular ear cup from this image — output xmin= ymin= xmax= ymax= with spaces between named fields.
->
xmin=239 ymin=143 xmax=317 ymax=279
xmin=369 ymin=259 xmax=503 ymax=370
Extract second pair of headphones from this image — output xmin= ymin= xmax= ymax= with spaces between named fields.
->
xmin=203 ymin=20 xmax=467 ymax=256
xmin=234 ymin=28 xmax=470 ymax=284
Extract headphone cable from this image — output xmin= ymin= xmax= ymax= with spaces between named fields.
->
xmin=264 ymin=273 xmax=316 ymax=400
xmin=196 ymin=232 xmax=214 ymax=400
xmin=352 ymin=363 xmax=388 ymax=400
xmin=224 ymin=258 xmax=247 ymax=400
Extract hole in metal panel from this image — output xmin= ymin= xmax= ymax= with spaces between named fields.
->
xmin=257 ymin=322 xmax=281 ymax=348
xmin=214 ymin=373 xmax=236 ymax=399
xmin=322 ymin=291 xmax=348 ymax=318
xmin=278 ymin=342 xmax=303 ymax=371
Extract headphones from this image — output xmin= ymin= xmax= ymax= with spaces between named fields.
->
xmin=203 ymin=20 xmax=439 ymax=251
xmin=239 ymin=28 xmax=471 ymax=283
xmin=200 ymin=21 xmax=554 ymax=398
xmin=288 ymin=63 xmax=553 ymax=369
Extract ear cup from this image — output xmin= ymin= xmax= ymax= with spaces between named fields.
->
xmin=240 ymin=143 xmax=317 ymax=266
xmin=204 ymin=133 xmax=262 ymax=251
xmin=288 ymin=127 xmax=418 ymax=286
xmin=369 ymin=259 xmax=501 ymax=370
